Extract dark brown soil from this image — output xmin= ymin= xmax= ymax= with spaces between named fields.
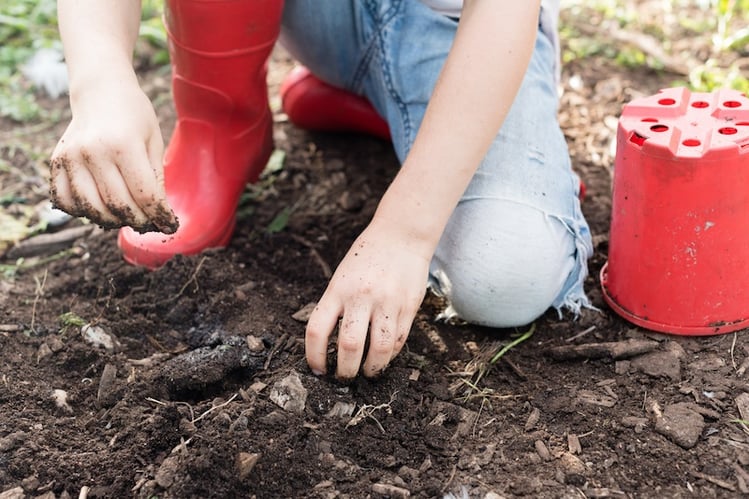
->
xmin=3 ymin=12 xmax=749 ymax=499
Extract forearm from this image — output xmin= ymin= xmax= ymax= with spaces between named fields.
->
xmin=374 ymin=0 xmax=541 ymax=251
xmin=58 ymin=0 xmax=143 ymax=101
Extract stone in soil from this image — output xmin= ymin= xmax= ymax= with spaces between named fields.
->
xmin=654 ymin=403 xmax=705 ymax=449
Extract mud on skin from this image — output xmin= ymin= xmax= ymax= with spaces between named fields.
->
xmin=49 ymin=155 xmax=180 ymax=234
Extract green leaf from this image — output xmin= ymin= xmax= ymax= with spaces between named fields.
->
xmin=266 ymin=207 xmax=292 ymax=234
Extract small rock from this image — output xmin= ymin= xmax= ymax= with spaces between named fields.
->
xmin=510 ymin=476 xmax=542 ymax=496
xmin=557 ymin=452 xmax=587 ymax=475
xmin=654 ymin=403 xmax=704 ymax=449
xmin=0 ymin=487 xmax=25 ymax=499
xmin=484 ymin=493 xmax=507 ymax=499
xmin=236 ymin=452 xmax=260 ymax=480
xmin=245 ymin=335 xmax=265 ymax=352
xmin=269 ymin=371 xmax=308 ymax=414
xmin=372 ymin=483 xmax=410 ymax=498
xmin=325 ymin=401 xmax=356 ymax=418
xmin=621 ymin=416 xmax=649 ymax=433
xmin=47 ymin=336 xmax=64 ymax=352
xmin=155 ymin=455 xmax=180 ymax=488
xmin=36 ymin=343 xmax=52 ymax=363
xmin=51 ymin=389 xmax=73 ymax=413
xmin=230 ymin=415 xmax=249 ymax=432
xmin=81 ymin=324 xmax=118 ymax=351
xmin=292 ymin=302 xmax=317 ymax=323
xmin=398 ymin=466 xmax=420 ymax=481
xmin=249 ymin=381 xmax=267 ymax=393
xmin=96 ymin=363 xmax=117 ymax=408
xmin=631 ymin=349 xmax=681 ymax=381
xmin=20 ymin=475 xmax=38 ymax=492
xmin=0 ymin=432 xmax=27 ymax=452
xmin=614 ymin=360 xmax=630 ymax=374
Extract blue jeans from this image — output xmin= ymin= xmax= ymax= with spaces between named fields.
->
xmin=280 ymin=0 xmax=593 ymax=327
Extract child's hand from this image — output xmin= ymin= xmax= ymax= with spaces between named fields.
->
xmin=50 ymin=77 xmax=178 ymax=234
xmin=305 ymin=218 xmax=430 ymax=379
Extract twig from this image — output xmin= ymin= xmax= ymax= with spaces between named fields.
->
xmin=546 ymin=339 xmax=659 ymax=361
xmin=689 ymin=470 xmax=736 ymax=492
xmin=347 ymin=391 xmax=398 ymax=433
xmin=192 ymin=393 xmax=238 ymax=424
xmin=78 ymin=486 xmax=90 ymax=499
xmin=565 ymin=325 xmax=596 ymax=343
xmin=174 ymin=256 xmax=207 ymax=299
xmin=30 ymin=269 xmax=48 ymax=333
xmin=731 ymin=332 xmax=738 ymax=371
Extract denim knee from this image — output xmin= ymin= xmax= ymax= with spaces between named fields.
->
xmin=429 ymin=199 xmax=577 ymax=328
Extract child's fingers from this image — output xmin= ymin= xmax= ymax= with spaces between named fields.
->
xmin=362 ymin=308 xmax=398 ymax=377
xmin=52 ymin=154 xmax=120 ymax=227
xmin=305 ymin=297 xmax=342 ymax=376
xmin=391 ymin=311 xmax=412 ymax=362
xmin=120 ymin=144 xmax=178 ymax=234
xmin=335 ymin=303 xmax=371 ymax=380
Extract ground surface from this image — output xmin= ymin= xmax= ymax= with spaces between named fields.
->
xmin=3 ymin=5 xmax=749 ymax=499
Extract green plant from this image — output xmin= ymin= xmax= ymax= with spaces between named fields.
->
xmin=0 ymin=0 xmax=167 ymax=122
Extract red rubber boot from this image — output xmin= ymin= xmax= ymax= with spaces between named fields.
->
xmin=280 ymin=66 xmax=390 ymax=141
xmin=118 ymin=0 xmax=284 ymax=269
xmin=281 ymin=67 xmax=586 ymax=201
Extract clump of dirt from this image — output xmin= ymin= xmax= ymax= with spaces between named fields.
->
xmin=3 ymin=14 xmax=749 ymax=499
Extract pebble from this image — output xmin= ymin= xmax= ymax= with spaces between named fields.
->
xmin=620 ymin=416 xmax=649 ymax=433
xmin=0 ymin=431 xmax=27 ymax=452
xmin=245 ymin=335 xmax=265 ymax=352
xmin=236 ymin=452 xmax=260 ymax=480
xmin=654 ymin=403 xmax=704 ymax=449
xmin=81 ymin=324 xmax=118 ymax=351
xmin=558 ymin=452 xmax=587 ymax=475
xmin=0 ymin=487 xmax=24 ymax=499
xmin=269 ymin=371 xmax=308 ymax=414
xmin=155 ymin=455 xmax=180 ymax=488
xmin=51 ymin=389 xmax=73 ymax=413
xmin=291 ymin=302 xmax=317 ymax=323
xmin=36 ymin=343 xmax=52 ymax=363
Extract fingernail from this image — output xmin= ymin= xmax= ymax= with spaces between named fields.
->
xmin=311 ymin=369 xmax=325 ymax=376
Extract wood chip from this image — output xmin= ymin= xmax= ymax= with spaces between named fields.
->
xmin=737 ymin=393 xmax=749 ymax=421
xmin=372 ymin=483 xmax=410 ymax=498
xmin=525 ymin=408 xmax=540 ymax=431
xmin=576 ymin=390 xmax=617 ymax=408
xmin=545 ymin=339 xmax=659 ymax=361
xmin=568 ymin=433 xmax=582 ymax=454
xmin=534 ymin=440 xmax=551 ymax=461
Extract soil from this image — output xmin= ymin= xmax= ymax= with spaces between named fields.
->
xmin=3 ymin=8 xmax=749 ymax=499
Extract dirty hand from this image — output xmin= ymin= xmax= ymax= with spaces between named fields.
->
xmin=50 ymin=75 xmax=178 ymax=234
xmin=305 ymin=218 xmax=430 ymax=379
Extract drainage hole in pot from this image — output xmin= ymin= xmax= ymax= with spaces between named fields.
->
xmin=691 ymin=101 xmax=709 ymax=108
xmin=630 ymin=132 xmax=646 ymax=146
xmin=683 ymin=139 xmax=701 ymax=147
xmin=724 ymin=100 xmax=742 ymax=108
xmin=650 ymin=124 xmax=669 ymax=132
xmin=658 ymin=98 xmax=676 ymax=105
xmin=719 ymin=127 xmax=737 ymax=135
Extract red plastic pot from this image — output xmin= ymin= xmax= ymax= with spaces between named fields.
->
xmin=601 ymin=87 xmax=749 ymax=335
